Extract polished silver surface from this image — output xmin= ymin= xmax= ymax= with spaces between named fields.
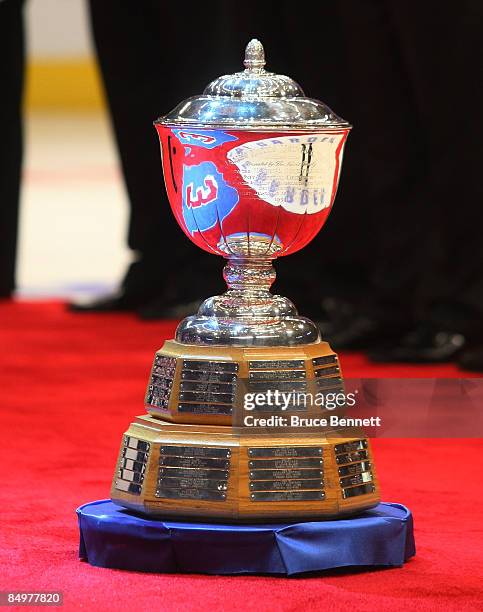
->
xmin=156 ymin=488 xmax=227 ymax=501
xmin=340 ymin=471 xmax=373 ymax=487
xmin=338 ymin=461 xmax=372 ymax=477
xmin=336 ymin=450 xmax=369 ymax=465
xmin=251 ymin=490 xmax=325 ymax=502
xmin=250 ymin=479 xmax=323 ymax=491
xmin=177 ymin=402 xmax=233 ymax=415
xmin=248 ymin=458 xmax=323 ymax=469
xmin=312 ymin=355 xmax=338 ymax=367
xmin=341 ymin=483 xmax=375 ymax=499
xmin=159 ymin=456 xmax=230 ymax=469
xmin=145 ymin=355 xmax=176 ymax=410
xmin=157 ymin=39 xmax=350 ymax=347
xmin=249 ymin=369 xmax=306 ymax=380
xmin=157 ymin=39 xmax=349 ymax=130
xmin=334 ymin=440 xmax=368 ymax=454
xmin=176 ymin=258 xmax=320 ymax=346
xmin=248 ymin=447 xmax=322 ymax=458
xmin=249 ymin=359 xmax=305 ymax=370
xmin=160 ymin=446 xmax=231 ymax=458
xmin=115 ymin=436 xmax=150 ymax=496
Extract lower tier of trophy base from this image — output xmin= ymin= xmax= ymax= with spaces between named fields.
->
xmin=111 ymin=415 xmax=380 ymax=521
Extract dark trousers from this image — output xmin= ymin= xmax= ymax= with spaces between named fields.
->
xmin=0 ymin=0 xmax=24 ymax=297
xmin=336 ymin=0 xmax=483 ymax=329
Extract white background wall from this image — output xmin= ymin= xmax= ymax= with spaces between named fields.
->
xmin=27 ymin=0 xmax=92 ymax=59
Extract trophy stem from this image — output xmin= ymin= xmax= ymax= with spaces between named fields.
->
xmin=223 ymin=257 xmax=276 ymax=294
xmin=174 ymin=255 xmax=320 ymax=346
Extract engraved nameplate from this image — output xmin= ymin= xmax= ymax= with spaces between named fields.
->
xmin=335 ymin=440 xmax=368 ymax=454
xmin=149 ymin=378 xmax=173 ymax=391
xmin=340 ymin=471 xmax=373 ymax=487
xmin=125 ymin=437 xmax=150 ymax=452
xmin=177 ymin=402 xmax=233 ymax=415
xmin=314 ymin=365 xmax=340 ymax=377
xmin=249 ymin=458 xmax=323 ymax=469
xmin=155 ymin=488 xmax=226 ymax=501
xmin=249 ymin=370 xmax=306 ymax=381
xmin=342 ymin=483 xmax=375 ymax=499
xmin=251 ymin=490 xmax=325 ymax=502
xmin=183 ymin=360 xmax=238 ymax=373
xmin=249 ymin=359 xmax=305 ymax=370
xmin=116 ymin=436 xmax=150 ymax=496
xmin=121 ymin=458 xmax=146 ymax=473
xmin=181 ymin=370 xmax=237 ymax=383
xmin=115 ymin=480 xmax=142 ymax=495
xmin=336 ymin=450 xmax=369 ymax=464
xmin=158 ymin=467 xmax=229 ymax=480
xmin=179 ymin=391 xmax=234 ymax=404
xmin=316 ymin=377 xmax=344 ymax=390
xmin=249 ymin=402 xmax=308 ymax=413
xmin=338 ymin=461 xmax=371 ymax=477
xmin=247 ymin=381 xmax=308 ymax=393
xmin=159 ymin=456 xmax=230 ymax=469
xmin=248 ymin=447 xmax=322 ymax=458
xmin=249 ymin=468 xmax=323 ymax=480
xmin=122 ymin=447 xmax=148 ymax=462
xmin=250 ymin=479 xmax=323 ymax=491
xmin=118 ymin=469 xmax=144 ymax=483
xmin=180 ymin=380 xmax=236 ymax=394
xmin=158 ymin=477 xmax=228 ymax=491
xmin=160 ymin=446 xmax=231 ymax=458
xmin=312 ymin=355 xmax=337 ymax=367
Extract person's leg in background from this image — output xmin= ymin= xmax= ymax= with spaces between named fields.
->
xmin=366 ymin=0 xmax=483 ymax=367
xmin=74 ymin=0 xmax=208 ymax=314
xmin=0 ymin=0 xmax=25 ymax=298
xmin=320 ymin=0 xmax=427 ymax=350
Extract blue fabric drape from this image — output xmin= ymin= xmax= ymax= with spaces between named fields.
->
xmin=77 ymin=500 xmax=415 ymax=575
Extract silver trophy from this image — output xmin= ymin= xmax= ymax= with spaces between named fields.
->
xmin=111 ymin=40 xmax=380 ymax=520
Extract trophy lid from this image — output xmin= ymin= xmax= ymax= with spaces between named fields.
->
xmin=156 ymin=39 xmax=350 ymax=130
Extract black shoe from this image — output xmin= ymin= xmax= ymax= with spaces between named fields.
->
xmin=368 ymin=326 xmax=466 ymax=363
xmin=458 ymin=346 xmax=483 ymax=372
xmin=68 ymin=291 xmax=149 ymax=313
xmin=323 ymin=315 xmax=410 ymax=351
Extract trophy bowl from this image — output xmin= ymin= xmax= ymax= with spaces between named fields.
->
xmin=155 ymin=40 xmax=351 ymax=347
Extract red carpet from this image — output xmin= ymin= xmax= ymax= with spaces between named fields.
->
xmin=1 ymin=300 xmax=482 ymax=611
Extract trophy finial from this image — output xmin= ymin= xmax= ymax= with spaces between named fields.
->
xmin=244 ymin=39 xmax=265 ymax=71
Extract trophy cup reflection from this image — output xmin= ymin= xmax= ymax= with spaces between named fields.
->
xmin=111 ymin=40 xmax=380 ymax=520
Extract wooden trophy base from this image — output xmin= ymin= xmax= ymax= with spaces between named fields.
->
xmin=111 ymin=340 xmax=380 ymax=521
xmin=111 ymin=415 xmax=379 ymax=521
